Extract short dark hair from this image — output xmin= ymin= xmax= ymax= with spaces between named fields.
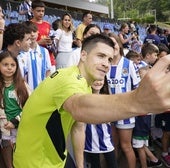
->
xmin=158 ymin=43 xmax=170 ymax=54
xmin=81 ymin=34 xmax=115 ymax=53
xmin=82 ymin=12 xmax=91 ymax=20
xmin=126 ymin=50 xmax=140 ymax=59
xmin=141 ymin=43 xmax=159 ymax=58
xmin=32 ymin=0 xmax=46 ymax=9
xmin=22 ymin=21 xmax=38 ymax=32
xmin=3 ymin=23 xmax=31 ymax=49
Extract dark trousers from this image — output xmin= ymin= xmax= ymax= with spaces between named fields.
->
xmin=84 ymin=150 xmax=118 ymax=168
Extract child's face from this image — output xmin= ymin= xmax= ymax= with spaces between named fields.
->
xmin=30 ymin=31 xmax=38 ymax=43
xmin=131 ymin=56 xmax=141 ymax=65
xmin=32 ymin=7 xmax=45 ymax=20
xmin=147 ymin=52 xmax=158 ymax=64
xmin=92 ymin=80 xmax=104 ymax=94
xmin=0 ymin=57 xmax=17 ymax=80
xmin=19 ymin=33 xmax=31 ymax=52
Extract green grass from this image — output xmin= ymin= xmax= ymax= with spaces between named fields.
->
xmin=157 ymin=22 xmax=170 ymax=29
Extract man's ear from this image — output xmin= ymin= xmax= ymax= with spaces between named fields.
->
xmin=15 ymin=40 xmax=21 ymax=48
xmin=80 ymin=50 xmax=87 ymax=62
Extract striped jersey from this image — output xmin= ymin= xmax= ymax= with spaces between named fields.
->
xmin=18 ymin=45 xmax=51 ymax=90
xmin=84 ymin=123 xmax=114 ymax=153
xmin=106 ymin=56 xmax=140 ymax=125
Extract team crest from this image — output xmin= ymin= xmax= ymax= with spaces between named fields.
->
xmin=122 ymin=68 xmax=128 ymax=77
xmin=77 ymin=74 xmax=82 ymax=80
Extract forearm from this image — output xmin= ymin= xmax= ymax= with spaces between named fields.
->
xmin=71 ymin=122 xmax=85 ymax=168
xmin=65 ymin=91 xmax=141 ymax=124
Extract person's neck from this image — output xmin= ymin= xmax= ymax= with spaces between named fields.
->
xmin=7 ymin=46 xmax=19 ymax=57
xmin=30 ymin=42 xmax=37 ymax=50
xmin=32 ymin=18 xmax=43 ymax=24
xmin=63 ymin=27 xmax=69 ymax=32
xmin=4 ymin=78 xmax=13 ymax=87
xmin=112 ymin=54 xmax=122 ymax=65
xmin=78 ymin=63 xmax=94 ymax=87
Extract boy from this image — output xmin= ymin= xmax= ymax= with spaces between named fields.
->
xmin=3 ymin=23 xmax=31 ymax=57
xmin=31 ymin=0 xmax=56 ymax=72
xmin=18 ymin=21 xmax=51 ymax=90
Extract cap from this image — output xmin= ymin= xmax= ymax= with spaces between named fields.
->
xmin=103 ymin=24 xmax=111 ymax=30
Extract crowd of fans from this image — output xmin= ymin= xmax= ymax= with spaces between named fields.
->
xmin=1 ymin=0 xmax=170 ymax=168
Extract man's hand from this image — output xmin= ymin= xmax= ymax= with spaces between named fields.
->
xmin=135 ymin=54 xmax=170 ymax=113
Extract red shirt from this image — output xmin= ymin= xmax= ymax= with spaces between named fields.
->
xmin=31 ymin=20 xmax=56 ymax=66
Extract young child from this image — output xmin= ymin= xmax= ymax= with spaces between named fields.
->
xmin=0 ymin=51 xmax=31 ymax=167
xmin=18 ymin=21 xmax=51 ymax=90
xmin=84 ymin=77 xmax=117 ymax=168
xmin=128 ymin=44 xmax=162 ymax=168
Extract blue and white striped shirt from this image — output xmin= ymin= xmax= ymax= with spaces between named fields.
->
xmin=107 ymin=56 xmax=140 ymax=125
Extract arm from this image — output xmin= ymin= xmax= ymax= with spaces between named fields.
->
xmin=119 ymin=33 xmax=134 ymax=44
xmin=63 ymin=55 xmax=170 ymax=124
xmin=0 ymin=16 xmax=5 ymax=50
xmin=70 ymin=121 xmax=85 ymax=168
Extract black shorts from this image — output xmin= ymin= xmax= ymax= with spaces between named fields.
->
xmin=155 ymin=113 xmax=170 ymax=132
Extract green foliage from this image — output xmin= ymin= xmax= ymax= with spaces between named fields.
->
xmin=107 ymin=0 xmax=170 ymax=22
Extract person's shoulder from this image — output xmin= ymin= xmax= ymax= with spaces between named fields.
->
xmin=42 ymin=20 xmax=51 ymax=25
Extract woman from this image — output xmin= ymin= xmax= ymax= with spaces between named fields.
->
xmin=107 ymin=32 xmax=140 ymax=168
xmin=118 ymin=23 xmax=135 ymax=55
xmin=55 ymin=13 xmax=74 ymax=69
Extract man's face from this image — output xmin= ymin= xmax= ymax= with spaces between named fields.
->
xmin=84 ymin=14 xmax=92 ymax=25
xmin=82 ymin=42 xmax=114 ymax=83
xmin=32 ymin=7 xmax=45 ymax=21
xmin=19 ymin=33 xmax=31 ymax=52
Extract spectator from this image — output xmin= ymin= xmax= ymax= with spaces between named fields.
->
xmin=102 ymin=23 xmax=112 ymax=35
xmin=31 ymin=0 xmax=56 ymax=73
xmin=84 ymin=78 xmax=117 ymax=168
xmin=19 ymin=0 xmax=33 ymax=20
xmin=0 ymin=51 xmax=31 ymax=168
xmin=126 ymin=50 xmax=141 ymax=66
xmin=118 ymin=23 xmax=135 ymax=55
xmin=107 ymin=32 xmax=140 ymax=168
xmin=55 ymin=13 xmax=74 ymax=69
xmin=157 ymin=28 xmax=169 ymax=47
xmin=157 ymin=43 xmax=170 ymax=59
xmin=18 ymin=21 xmax=51 ymax=90
xmin=75 ymin=12 xmax=92 ymax=47
xmin=143 ymin=24 xmax=161 ymax=46
xmin=3 ymin=23 xmax=31 ymax=57
xmin=139 ymin=43 xmax=159 ymax=68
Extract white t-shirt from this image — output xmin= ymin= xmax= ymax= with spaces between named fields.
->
xmin=55 ymin=29 xmax=73 ymax=52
